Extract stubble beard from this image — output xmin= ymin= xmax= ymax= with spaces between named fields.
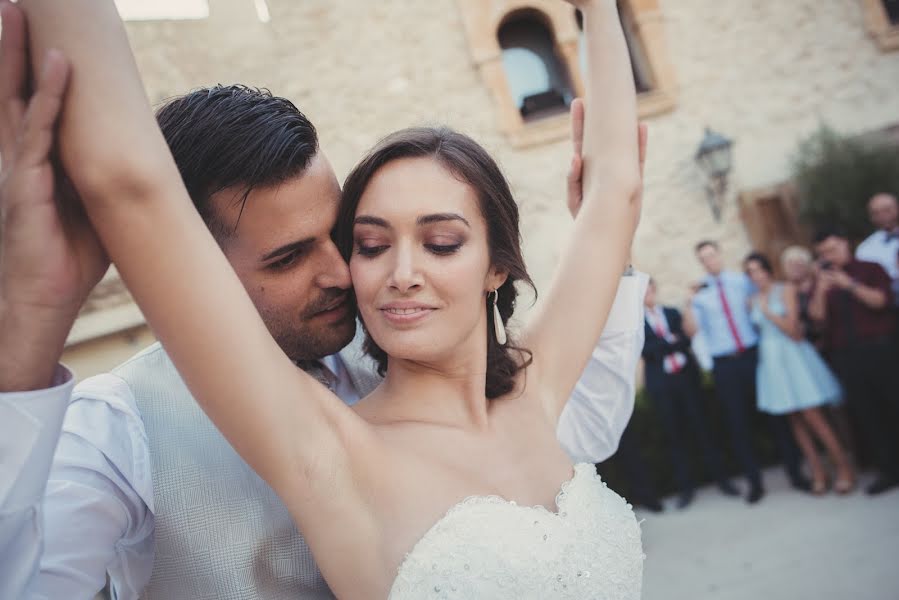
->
xmin=270 ymin=314 xmax=357 ymax=363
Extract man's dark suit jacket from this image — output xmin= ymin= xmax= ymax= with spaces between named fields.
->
xmin=642 ymin=306 xmax=700 ymax=395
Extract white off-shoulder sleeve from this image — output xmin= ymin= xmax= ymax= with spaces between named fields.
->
xmin=557 ymin=272 xmax=648 ymax=463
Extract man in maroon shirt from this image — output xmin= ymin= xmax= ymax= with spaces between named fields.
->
xmin=810 ymin=227 xmax=899 ymax=495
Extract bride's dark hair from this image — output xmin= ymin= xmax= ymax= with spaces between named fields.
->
xmin=336 ymin=127 xmax=535 ymax=399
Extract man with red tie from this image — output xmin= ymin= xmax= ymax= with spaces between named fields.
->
xmin=642 ymin=279 xmax=737 ymax=509
xmin=688 ymin=241 xmax=807 ymax=503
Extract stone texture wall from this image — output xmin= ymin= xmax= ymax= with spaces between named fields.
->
xmin=65 ymin=0 xmax=899 ymax=375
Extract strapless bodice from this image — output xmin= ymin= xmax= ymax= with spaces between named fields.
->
xmin=387 ymin=463 xmax=644 ymax=599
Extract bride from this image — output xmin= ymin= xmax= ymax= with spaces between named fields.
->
xmin=25 ymin=0 xmax=644 ymax=597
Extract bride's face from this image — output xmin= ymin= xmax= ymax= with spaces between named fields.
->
xmin=350 ymin=157 xmax=506 ymax=366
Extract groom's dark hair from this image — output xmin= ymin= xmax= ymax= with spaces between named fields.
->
xmin=155 ymin=84 xmax=319 ymax=241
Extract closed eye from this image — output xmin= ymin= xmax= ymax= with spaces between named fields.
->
xmin=356 ymin=244 xmax=389 ymax=258
xmin=268 ymin=249 xmax=304 ymax=270
xmin=262 ymin=239 xmax=314 ymax=270
xmin=425 ymin=243 xmax=462 ymax=256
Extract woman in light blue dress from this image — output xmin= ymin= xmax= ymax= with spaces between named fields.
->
xmin=744 ymin=253 xmax=855 ymax=494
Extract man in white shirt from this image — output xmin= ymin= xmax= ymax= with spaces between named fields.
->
xmin=856 ymin=193 xmax=899 ymax=304
xmin=0 ymin=8 xmax=646 ymax=600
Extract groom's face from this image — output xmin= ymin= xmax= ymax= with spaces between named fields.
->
xmin=209 ymin=153 xmax=356 ymax=362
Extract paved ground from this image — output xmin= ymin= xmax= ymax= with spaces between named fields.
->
xmin=639 ymin=467 xmax=899 ymax=600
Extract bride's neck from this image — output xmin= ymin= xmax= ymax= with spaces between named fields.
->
xmin=369 ymin=355 xmax=492 ymax=431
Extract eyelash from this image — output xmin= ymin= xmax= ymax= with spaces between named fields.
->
xmin=427 ymin=243 xmax=462 ymax=255
xmin=269 ymin=251 xmax=302 ymax=270
xmin=355 ymin=243 xmax=462 ymax=258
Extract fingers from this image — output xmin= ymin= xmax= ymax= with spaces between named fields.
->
xmin=19 ymin=49 xmax=69 ymax=170
xmin=566 ymin=154 xmax=583 ymax=217
xmin=570 ymin=98 xmax=584 ymax=159
xmin=0 ymin=1 xmax=28 ymax=158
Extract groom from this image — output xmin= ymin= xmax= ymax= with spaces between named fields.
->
xmin=0 ymin=5 xmax=646 ymax=600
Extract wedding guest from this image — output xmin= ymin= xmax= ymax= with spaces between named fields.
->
xmin=856 ymin=193 xmax=899 ymax=287
xmin=688 ymin=241 xmax=808 ymax=504
xmin=810 ymin=227 xmax=899 ymax=495
xmin=781 ymin=245 xmax=858 ymax=459
xmin=781 ymin=246 xmax=823 ymax=346
xmin=642 ymin=279 xmax=738 ymax=508
xmin=744 ymin=253 xmax=855 ymax=495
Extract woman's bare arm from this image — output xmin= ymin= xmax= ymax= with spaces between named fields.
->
xmin=763 ymin=284 xmax=802 ymax=340
xmin=19 ymin=0 xmax=368 ymax=506
xmin=522 ymin=0 xmax=641 ymax=421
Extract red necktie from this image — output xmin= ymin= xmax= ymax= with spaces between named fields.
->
xmin=652 ymin=309 xmax=681 ymax=373
xmin=716 ymin=278 xmax=745 ymax=353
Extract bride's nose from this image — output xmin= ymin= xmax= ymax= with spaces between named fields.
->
xmin=388 ymin=242 xmax=423 ymax=293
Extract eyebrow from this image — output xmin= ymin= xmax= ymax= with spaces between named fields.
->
xmin=353 ymin=213 xmax=470 ymax=229
xmin=261 ymin=237 xmax=316 ymax=262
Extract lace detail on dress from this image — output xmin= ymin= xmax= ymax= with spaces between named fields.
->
xmin=388 ymin=463 xmax=644 ymax=599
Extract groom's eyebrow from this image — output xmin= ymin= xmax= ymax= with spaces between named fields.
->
xmin=261 ymin=237 xmax=316 ymax=262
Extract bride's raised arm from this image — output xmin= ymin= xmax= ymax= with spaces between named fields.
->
xmin=522 ymin=0 xmax=641 ymax=419
xmin=19 ymin=0 xmax=365 ymax=502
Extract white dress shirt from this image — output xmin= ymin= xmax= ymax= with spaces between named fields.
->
xmin=856 ymin=229 xmax=899 ymax=281
xmin=1 ymin=273 xmax=646 ymax=600
xmin=0 ymin=366 xmax=74 ymax=600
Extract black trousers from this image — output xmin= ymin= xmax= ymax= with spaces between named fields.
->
xmin=648 ymin=369 xmax=724 ymax=494
xmin=611 ymin=421 xmax=657 ymax=504
xmin=832 ymin=340 xmax=899 ymax=478
xmin=712 ymin=347 xmax=802 ymax=487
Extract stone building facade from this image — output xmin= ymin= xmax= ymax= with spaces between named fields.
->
xmin=64 ymin=0 xmax=899 ymax=378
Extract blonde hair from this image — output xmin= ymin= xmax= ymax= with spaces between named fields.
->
xmin=780 ymin=245 xmax=812 ymax=269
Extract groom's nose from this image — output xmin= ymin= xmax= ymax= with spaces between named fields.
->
xmin=315 ymin=240 xmax=352 ymax=290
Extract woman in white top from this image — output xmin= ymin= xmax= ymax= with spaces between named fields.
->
xmin=24 ymin=0 xmax=644 ymax=597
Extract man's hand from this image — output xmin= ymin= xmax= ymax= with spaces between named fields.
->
xmin=567 ymin=98 xmax=647 ymax=219
xmin=0 ymin=1 xmax=108 ymax=390
xmin=818 ymin=269 xmax=851 ymax=292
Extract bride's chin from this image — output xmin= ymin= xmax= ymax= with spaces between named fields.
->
xmin=375 ymin=335 xmax=442 ymax=362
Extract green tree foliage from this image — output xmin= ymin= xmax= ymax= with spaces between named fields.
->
xmin=792 ymin=125 xmax=899 ymax=240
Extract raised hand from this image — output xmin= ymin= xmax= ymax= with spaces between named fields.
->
xmin=0 ymin=1 xmax=108 ymax=389
xmin=567 ymin=98 xmax=647 ymax=219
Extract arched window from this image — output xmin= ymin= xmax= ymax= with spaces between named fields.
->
xmin=457 ymin=0 xmax=676 ymax=146
xmin=575 ymin=7 xmax=653 ymax=93
xmin=499 ymin=13 xmax=574 ymax=120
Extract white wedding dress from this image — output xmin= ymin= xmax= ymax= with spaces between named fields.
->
xmin=388 ymin=463 xmax=644 ymax=599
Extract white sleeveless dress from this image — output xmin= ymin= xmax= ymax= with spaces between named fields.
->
xmin=388 ymin=463 xmax=644 ymax=599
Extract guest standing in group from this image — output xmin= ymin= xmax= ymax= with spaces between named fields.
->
xmin=810 ymin=227 xmax=899 ymax=495
xmin=856 ymin=193 xmax=899 ymax=350
xmin=856 ymin=193 xmax=899 ymax=289
xmin=688 ymin=241 xmax=807 ymax=504
xmin=642 ymin=279 xmax=738 ymax=508
xmin=744 ymin=253 xmax=855 ymax=495
xmin=781 ymin=246 xmax=823 ymax=347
